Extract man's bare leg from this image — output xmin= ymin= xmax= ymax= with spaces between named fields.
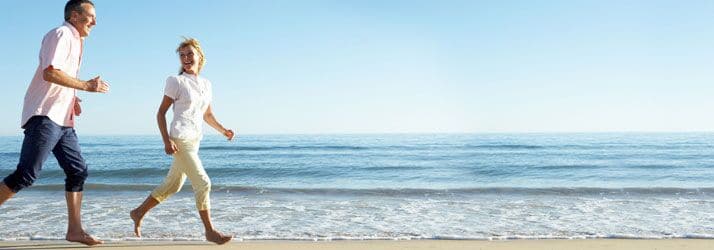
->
xmin=0 ymin=183 xmax=15 ymax=206
xmin=65 ymin=192 xmax=103 ymax=246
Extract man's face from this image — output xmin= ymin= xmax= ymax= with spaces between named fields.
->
xmin=70 ymin=3 xmax=96 ymax=37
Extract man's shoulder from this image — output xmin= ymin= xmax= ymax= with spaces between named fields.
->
xmin=55 ymin=24 xmax=72 ymax=32
xmin=43 ymin=25 xmax=72 ymax=40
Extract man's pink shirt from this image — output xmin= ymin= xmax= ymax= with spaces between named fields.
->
xmin=21 ymin=22 xmax=82 ymax=128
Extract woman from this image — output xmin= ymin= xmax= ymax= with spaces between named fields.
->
xmin=130 ymin=38 xmax=233 ymax=244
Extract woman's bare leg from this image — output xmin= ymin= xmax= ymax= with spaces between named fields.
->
xmin=199 ymin=209 xmax=232 ymax=244
xmin=130 ymin=196 xmax=160 ymax=237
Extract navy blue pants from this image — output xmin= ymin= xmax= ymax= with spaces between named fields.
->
xmin=3 ymin=116 xmax=88 ymax=192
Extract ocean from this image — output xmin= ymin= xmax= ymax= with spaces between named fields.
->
xmin=0 ymin=133 xmax=713 ymax=241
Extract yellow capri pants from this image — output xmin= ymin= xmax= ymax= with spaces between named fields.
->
xmin=150 ymin=137 xmax=211 ymax=210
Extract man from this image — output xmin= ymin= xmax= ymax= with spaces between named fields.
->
xmin=0 ymin=0 xmax=109 ymax=246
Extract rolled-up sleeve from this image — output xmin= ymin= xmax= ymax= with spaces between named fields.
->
xmin=39 ymin=28 xmax=71 ymax=72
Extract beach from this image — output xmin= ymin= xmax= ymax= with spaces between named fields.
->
xmin=0 ymin=239 xmax=712 ymax=250
xmin=3 ymin=0 xmax=713 ymax=248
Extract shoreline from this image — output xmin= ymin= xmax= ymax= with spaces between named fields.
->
xmin=4 ymin=235 xmax=714 ymax=241
xmin=0 ymin=239 xmax=712 ymax=250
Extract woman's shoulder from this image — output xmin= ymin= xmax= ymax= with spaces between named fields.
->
xmin=167 ymin=74 xmax=188 ymax=83
xmin=196 ymin=74 xmax=211 ymax=82
xmin=166 ymin=74 xmax=180 ymax=81
xmin=165 ymin=75 xmax=187 ymax=89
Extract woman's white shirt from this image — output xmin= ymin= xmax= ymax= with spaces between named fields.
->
xmin=164 ymin=73 xmax=213 ymax=140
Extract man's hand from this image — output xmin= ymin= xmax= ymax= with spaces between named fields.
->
xmin=223 ymin=129 xmax=235 ymax=141
xmin=85 ymin=76 xmax=110 ymax=93
xmin=74 ymin=97 xmax=82 ymax=116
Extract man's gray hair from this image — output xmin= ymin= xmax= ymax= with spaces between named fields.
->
xmin=64 ymin=0 xmax=94 ymax=21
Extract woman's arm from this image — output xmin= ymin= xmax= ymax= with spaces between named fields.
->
xmin=204 ymin=104 xmax=235 ymax=140
xmin=157 ymin=95 xmax=178 ymax=154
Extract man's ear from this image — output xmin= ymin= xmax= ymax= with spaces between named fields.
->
xmin=70 ymin=10 xmax=80 ymax=22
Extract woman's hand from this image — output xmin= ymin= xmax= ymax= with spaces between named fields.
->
xmin=164 ymin=140 xmax=179 ymax=155
xmin=223 ymin=129 xmax=235 ymax=141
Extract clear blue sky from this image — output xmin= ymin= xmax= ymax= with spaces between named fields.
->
xmin=0 ymin=0 xmax=712 ymax=135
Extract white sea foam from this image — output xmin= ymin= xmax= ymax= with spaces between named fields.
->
xmin=0 ymin=190 xmax=713 ymax=241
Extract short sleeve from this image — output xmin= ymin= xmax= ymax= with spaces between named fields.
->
xmin=164 ymin=76 xmax=180 ymax=100
xmin=39 ymin=28 xmax=71 ymax=72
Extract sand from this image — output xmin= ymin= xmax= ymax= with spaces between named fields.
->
xmin=0 ymin=239 xmax=711 ymax=250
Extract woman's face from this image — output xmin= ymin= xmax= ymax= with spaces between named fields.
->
xmin=179 ymin=46 xmax=200 ymax=74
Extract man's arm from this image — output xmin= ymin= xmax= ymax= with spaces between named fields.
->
xmin=42 ymin=67 xmax=109 ymax=93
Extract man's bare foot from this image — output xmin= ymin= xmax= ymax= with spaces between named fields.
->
xmin=66 ymin=231 xmax=103 ymax=246
xmin=206 ymin=230 xmax=232 ymax=245
xmin=130 ymin=209 xmax=143 ymax=237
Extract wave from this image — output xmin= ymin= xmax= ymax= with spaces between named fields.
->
xmin=0 ymin=152 xmax=20 ymax=158
xmin=24 ymin=167 xmax=346 ymax=179
xmin=531 ymin=164 xmax=606 ymax=170
xmin=200 ymin=144 xmax=548 ymax=152
xmin=29 ymin=168 xmax=175 ymax=178
xmin=462 ymin=144 xmax=545 ymax=150
xmin=201 ymin=145 xmax=370 ymax=151
xmin=79 ymin=143 xmax=127 ymax=147
xmin=198 ymin=144 xmax=714 ymax=152
xmin=24 ymin=184 xmax=714 ymax=196
xmin=529 ymin=164 xmax=687 ymax=170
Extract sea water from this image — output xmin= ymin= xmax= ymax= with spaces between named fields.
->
xmin=0 ymin=133 xmax=713 ymax=241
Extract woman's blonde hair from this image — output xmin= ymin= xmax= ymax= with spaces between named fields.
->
xmin=176 ymin=37 xmax=206 ymax=74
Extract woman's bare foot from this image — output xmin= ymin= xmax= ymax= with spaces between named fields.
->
xmin=130 ymin=209 xmax=143 ymax=237
xmin=66 ymin=231 xmax=103 ymax=246
xmin=206 ymin=230 xmax=232 ymax=245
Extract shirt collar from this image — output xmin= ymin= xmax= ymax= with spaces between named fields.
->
xmin=63 ymin=21 xmax=81 ymax=39
xmin=182 ymin=72 xmax=199 ymax=79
